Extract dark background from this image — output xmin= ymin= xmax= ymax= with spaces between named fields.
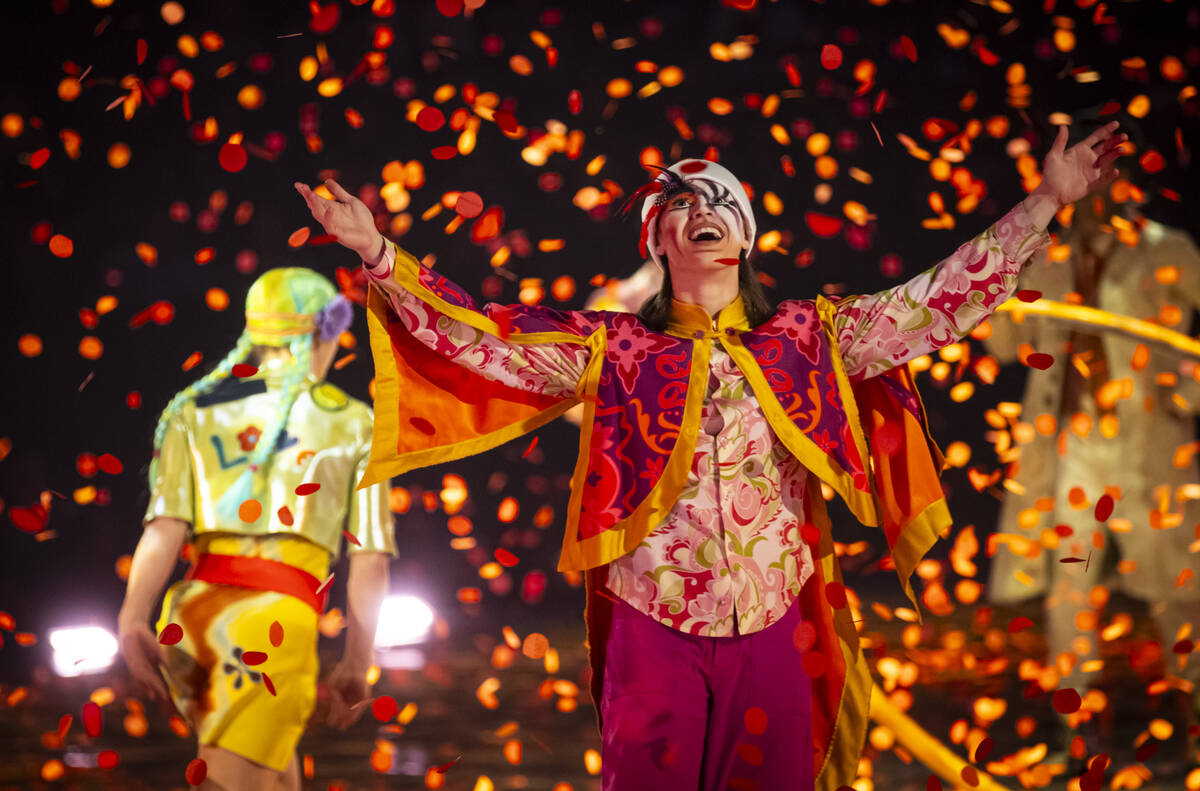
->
xmin=1 ymin=0 xmax=1197 ymax=682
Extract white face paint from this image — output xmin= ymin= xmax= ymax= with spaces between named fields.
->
xmin=652 ymin=180 xmax=750 ymax=275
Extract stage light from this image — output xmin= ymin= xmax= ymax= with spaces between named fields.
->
xmin=374 ymin=595 xmax=434 ymax=649
xmin=50 ymin=626 xmax=118 ymax=677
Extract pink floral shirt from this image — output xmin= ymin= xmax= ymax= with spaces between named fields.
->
xmin=365 ymin=203 xmax=1048 ymax=637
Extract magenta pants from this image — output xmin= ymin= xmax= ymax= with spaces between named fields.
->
xmin=600 ymin=597 xmax=815 ymax=791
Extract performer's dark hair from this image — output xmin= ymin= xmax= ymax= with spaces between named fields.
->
xmin=636 ymin=251 xmax=775 ymax=331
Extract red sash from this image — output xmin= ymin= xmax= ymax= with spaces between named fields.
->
xmin=186 ymin=553 xmax=328 ymax=613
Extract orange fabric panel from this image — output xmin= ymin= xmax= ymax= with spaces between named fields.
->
xmin=385 ymin=317 xmax=563 ymax=455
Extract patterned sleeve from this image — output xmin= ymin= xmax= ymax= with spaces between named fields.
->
xmin=345 ymin=409 xmax=397 ymax=555
xmin=364 ymin=242 xmax=593 ymax=398
xmin=834 ymin=201 xmax=1051 ymax=382
xmin=143 ymin=411 xmax=195 ymax=527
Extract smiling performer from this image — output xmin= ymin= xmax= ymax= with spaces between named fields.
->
xmin=297 ymin=121 xmax=1123 ymax=791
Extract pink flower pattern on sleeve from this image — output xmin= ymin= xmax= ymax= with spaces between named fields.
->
xmin=836 ymin=202 xmax=1050 ymax=381
xmin=364 ymin=243 xmax=589 ymax=398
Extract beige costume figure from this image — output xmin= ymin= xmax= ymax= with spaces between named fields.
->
xmin=984 ymin=196 xmax=1200 ymax=754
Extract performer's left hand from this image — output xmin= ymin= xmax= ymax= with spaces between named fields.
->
xmin=321 ymin=657 xmax=370 ymax=729
xmin=1036 ymin=121 xmax=1126 ymax=207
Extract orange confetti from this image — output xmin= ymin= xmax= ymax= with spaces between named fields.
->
xmin=48 ymin=234 xmax=74 ymax=258
xmin=288 ymin=227 xmax=311 ymax=247
xmin=238 ymin=499 xmax=262 ymax=523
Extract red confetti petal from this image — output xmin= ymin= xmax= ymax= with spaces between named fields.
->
xmin=820 ymin=44 xmax=843 ymax=70
xmin=1052 ymin=687 xmax=1082 ymax=714
xmin=824 ymin=581 xmax=847 ymax=609
xmin=10 ymin=506 xmax=47 ymax=533
xmin=802 ymin=650 xmax=828 ymax=678
xmin=185 ymin=758 xmax=207 ymax=786
xmin=805 ymin=211 xmax=843 ymax=238
xmin=232 ymin=364 xmax=259 ymax=378
xmin=436 ymin=0 xmax=463 ymax=16
xmin=372 ymin=695 xmax=399 ymax=722
xmin=793 ymin=621 xmax=817 ymax=653
xmin=158 ymin=623 xmax=183 ymax=645
xmin=1008 ymin=616 xmax=1034 ymax=633
xmin=800 ymin=523 xmax=820 ymax=546
xmin=342 ymin=529 xmax=362 ymax=547
xmin=57 ymin=714 xmax=72 ymax=739
xmin=218 ymin=142 xmax=248 ymax=173
xmin=97 ymin=453 xmax=123 ymax=474
xmin=295 ymin=482 xmax=321 ymax=496
xmin=416 ymin=106 xmax=446 ymax=132
xmin=495 ymin=548 xmax=519 ymax=567
xmin=743 ymin=706 xmax=767 ymax=734
xmin=1135 ymin=741 xmax=1158 ymax=763
xmin=98 ymin=749 xmax=119 ymax=769
xmin=1025 ymin=352 xmax=1054 ymax=370
xmin=241 ymin=651 xmax=267 ymax=666
xmin=679 ymin=160 xmax=708 ymax=173
xmin=876 ymin=423 xmax=903 ymax=455
xmin=927 ymin=776 xmax=943 ymax=791
xmin=1173 ymin=638 xmax=1195 ymax=654
xmin=900 ymin=35 xmax=918 ymax=62
xmin=431 ymin=145 xmax=458 ymax=160
xmin=455 ymin=191 xmax=484 ymax=218
xmin=410 ymin=417 xmax=436 ymax=435
xmin=715 ymin=257 xmax=740 ymax=266
xmin=521 ymin=436 xmax=539 ymax=458
xmin=82 ymin=701 xmax=102 ymax=738
xmin=1016 ymin=289 xmax=1042 ymax=302
xmin=30 ymin=148 xmax=50 ymax=170
xmin=960 ymin=766 xmax=980 ymax=787
xmin=1094 ymin=494 xmax=1114 ymax=522
xmin=269 ymin=621 xmax=284 ymax=647
xmin=973 ymin=736 xmax=994 ymax=763
xmin=261 ymin=671 xmax=276 ymax=696
xmin=136 ymin=39 xmax=148 ymax=65
xmin=288 ymin=227 xmax=311 ymax=247
xmin=493 ymin=110 xmax=518 ymax=134
xmin=309 ymin=2 xmax=340 ymax=32
xmin=277 ymin=505 xmax=294 ymax=526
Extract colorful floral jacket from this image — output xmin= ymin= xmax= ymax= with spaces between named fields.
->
xmin=359 ymin=203 xmax=1048 ymax=790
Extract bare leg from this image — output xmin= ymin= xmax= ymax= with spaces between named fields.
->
xmin=272 ymin=755 xmax=301 ymax=791
xmin=194 ymin=744 xmax=287 ymax=791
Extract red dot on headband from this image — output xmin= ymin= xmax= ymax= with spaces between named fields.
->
xmin=679 ymin=161 xmax=708 ymax=173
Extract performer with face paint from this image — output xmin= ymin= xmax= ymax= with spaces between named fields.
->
xmin=297 ymin=121 xmax=1123 ymax=791
xmin=117 ymin=268 xmax=396 ymax=791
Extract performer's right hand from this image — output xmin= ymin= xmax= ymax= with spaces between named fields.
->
xmin=116 ymin=620 xmax=169 ymax=703
xmin=321 ymin=657 xmax=371 ymax=730
xmin=294 ymin=179 xmax=385 ymax=263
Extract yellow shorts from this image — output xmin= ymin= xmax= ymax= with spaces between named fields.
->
xmin=157 ymin=534 xmax=329 ymax=771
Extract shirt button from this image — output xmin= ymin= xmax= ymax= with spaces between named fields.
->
xmin=693 ymin=330 xmax=705 ymax=339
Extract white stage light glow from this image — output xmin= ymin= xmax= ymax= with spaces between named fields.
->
xmin=50 ymin=626 xmax=118 ymax=678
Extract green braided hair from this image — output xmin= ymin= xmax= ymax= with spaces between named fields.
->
xmin=149 ymin=268 xmax=341 ymax=524
xmin=148 ymin=331 xmax=254 ymax=484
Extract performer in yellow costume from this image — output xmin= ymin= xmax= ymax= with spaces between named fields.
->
xmin=117 ymin=268 xmax=396 ymax=791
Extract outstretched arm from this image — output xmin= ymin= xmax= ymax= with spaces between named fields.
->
xmin=836 ymin=122 xmax=1125 ymax=381
xmin=296 ymin=179 xmax=591 ymax=399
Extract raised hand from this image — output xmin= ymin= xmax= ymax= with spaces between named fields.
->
xmin=294 ymin=179 xmax=385 ymax=261
xmin=1038 ymin=121 xmax=1126 ymax=208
